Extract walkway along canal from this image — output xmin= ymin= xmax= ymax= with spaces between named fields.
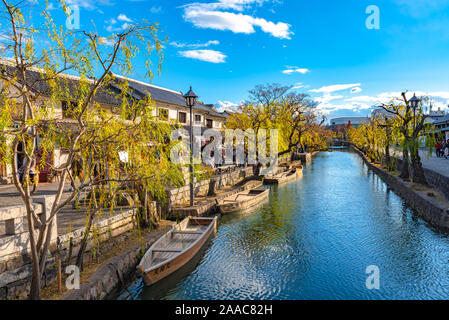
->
xmin=118 ymin=150 xmax=449 ymax=300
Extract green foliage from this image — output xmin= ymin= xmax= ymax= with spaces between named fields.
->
xmin=225 ymin=84 xmax=331 ymax=157
xmin=0 ymin=0 xmax=185 ymax=298
xmin=349 ymin=93 xmax=435 ymax=180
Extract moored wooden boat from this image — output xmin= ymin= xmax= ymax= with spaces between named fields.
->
xmin=137 ymin=216 xmax=217 ymax=286
xmin=217 ymin=188 xmax=269 ymax=214
xmin=264 ymin=168 xmax=299 ymax=185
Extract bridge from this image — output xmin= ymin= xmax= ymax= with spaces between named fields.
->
xmin=330 ymin=139 xmax=350 ymax=147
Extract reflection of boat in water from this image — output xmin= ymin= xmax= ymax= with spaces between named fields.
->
xmin=264 ymin=168 xmax=300 ymax=185
xmin=121 ymin=235 xmax=214 ymax=300
xmin=217 ymin=188 xmax=269 ymax=214
xmin=137 ymin=216 xmax=217 ymax=286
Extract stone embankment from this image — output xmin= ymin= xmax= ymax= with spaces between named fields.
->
xmin=0 ymin=200 xmax=140 ymax=300
xmin=62 ymin=230 xmax=164 ymax=300
xmin=353 ymin=146 xmax=449 ymax=231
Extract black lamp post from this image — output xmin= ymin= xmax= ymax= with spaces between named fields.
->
xmin=183 ymin=86 xmax=198 ymax=207
xmin=410 ymin=93 xmax=420 ymax=133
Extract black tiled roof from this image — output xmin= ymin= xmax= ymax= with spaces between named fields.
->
xmin=112 ymin=74 xmax=226 ymax=118
xmin=0 ymin=63 xmax=123 ymax=106
xmin=0 ymin=63 xmax=227 ymax=118
xmin=432 ymin=114 xmax=449 ymax=125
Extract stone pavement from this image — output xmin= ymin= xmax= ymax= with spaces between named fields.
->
xmin=390 ymin=148 xmax=449 ymax=178
xmin=419 ymin=149 xmax=449 ymax=178
xmin=0 ymin=182 xmax=132 ymax=235
xmin=0 ymin=182 xmax=72 ymax=208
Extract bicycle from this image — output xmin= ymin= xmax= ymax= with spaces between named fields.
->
xmin=19 ymin=171 xmax=39 ymax=194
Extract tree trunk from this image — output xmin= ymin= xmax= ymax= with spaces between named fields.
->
xmin=207 ymin=177 xmax=217 ymax=196
xmin=255 ymin=163 xmax=262 ymax=176
xmin=410 ymin=149 xmax=428 ymax=185
xmin=385 ymin=144 xmax=391 ymax=171
xmin=399 ymin=148 xmax=410 ymax=180
xmin=76 ymin=208 xmax=96 ymax=270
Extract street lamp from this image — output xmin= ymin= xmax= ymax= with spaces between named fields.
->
xmin=183 ymin=86 xmax=198 ymax=207
xmin=409 ymin=93 xmax=420 ymax=132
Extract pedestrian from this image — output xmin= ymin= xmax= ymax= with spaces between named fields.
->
xmin=444 ymin=140 xmax=449 ymax=159
xmin=436 ymin=141 xmax=442 ymax=158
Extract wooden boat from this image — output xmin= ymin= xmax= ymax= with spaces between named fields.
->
xmin=264 ymin=168 xmax=299 ymax=185
xmin=217 ymin=188 xmax=269 ymax=214
xmin=280 ymin=160 xmax=302 ymax=170
xmin=137 ymin=216 xmax=217 ymax=286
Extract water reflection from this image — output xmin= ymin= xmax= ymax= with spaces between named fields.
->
xmin=120 ymin=150 xmax=449 ymax=300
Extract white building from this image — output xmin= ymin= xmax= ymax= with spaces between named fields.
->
xmin=330 ymin=117 xmax=370 ymax=129
xmin=0 ymin=63 xmax=228 ymax=183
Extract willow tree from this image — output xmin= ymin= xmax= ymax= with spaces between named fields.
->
xmin=380 ymin=93 xmax=433 ymax=184
xmin=348 ymin=93 xmax=434 ymax=183
xmin=0 ymin=1 xmax=183 ymax=299
xmin=225 ymin=84 xmax=326 ymax=173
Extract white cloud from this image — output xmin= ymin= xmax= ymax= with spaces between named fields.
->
xmin=99 ymin=37 xmax=115 ymax=46
xmin=282 ymin=67 xmax=309 ymax=75
xmin=392 ymin=0 xmax=449 ymax=18
xmin=345 ymin=91 xmax=449 ymax=107
xmin=351 ymin=87 xmax=362 ymax=94
xmin=117 ymin=14 xmax=133 ymax=22
xmin=105 ymin=14 xmax=134 ymax=32
xmin=316 ymin=90 xmax=449 ymax=117
xmin=183 ymin=1 xmax=293 ymax=39
xmin=106 ymin=23 xmax=131 ymax=33
xmin=216 ymin=100 xmax=240 ymax=112
xmin=170 ymin=40 xmax=220 ymax=48
xmin=106 ymin=18 xmax=117 ymax=24
xmin=66 ymin=0 xmax=113 ymax=10
xmin=184 ymin=0 xmax=270 ymax=12
xmin=46 ymin=2 xmax=57 ymax=10
xmin=292 ymin=82 xmax=304 ymax=89
xmin=150 ymin=6 xmax=163 ymax=13
xmin=179 ymin=49 xmax=227 ymax=63
xmin=314 ymin=94 xmax=344 ymax=104
xmin=310 ymin=83 xmax=361 ymax=93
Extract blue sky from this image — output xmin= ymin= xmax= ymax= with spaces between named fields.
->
xmin=29 ymin=0 xmax=449 ymax=120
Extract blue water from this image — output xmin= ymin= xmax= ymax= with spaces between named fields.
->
xmin=121 ymin=150 xmax=449 ymax=300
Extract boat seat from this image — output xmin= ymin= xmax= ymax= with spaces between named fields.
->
xmin=152 ymin=248 xmax=183 ymax=253
xmin=172 ymin=230 xmax=203 ymax=235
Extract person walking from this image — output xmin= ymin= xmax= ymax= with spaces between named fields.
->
xmin=444 ymin=140 xmax=449 ymax=159
xmin=436 ymin=141 xmax=442 ymax=158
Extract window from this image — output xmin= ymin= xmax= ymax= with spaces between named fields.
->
xmin=178 ymin=112 xmax=187 ymax=124
xmin=159 ymin=108 xmax=169 ymax=121
xmin=62 ymin=101 xmax=77 ymax=119
xmin=206 ymin=119 xmax=213 ymax=128
xmin=195 ymin=115 xmax=202 ymax=125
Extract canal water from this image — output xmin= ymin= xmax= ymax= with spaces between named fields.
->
xmin=119 ymin=150 xmax=449 ymax=300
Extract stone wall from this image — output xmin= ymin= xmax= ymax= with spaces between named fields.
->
xmin=387 ymin=153 xmax=449 ymax=202
xmin=298 ymin=153 xmax=312 ymax=165
xmin=0 ymin=203 xmax=141 ymax=300
xmin=167 ymin=166 xmax=254 ymax=209
xmin=353 ymin=146 xmax=449 ymax=231
xmin=63 ymin=231 xmax=162 ymax=300
xmin=423 ymin=168 xmax=449 ymax=201
xmin=0 ymin=196 xmax=57 ymax=263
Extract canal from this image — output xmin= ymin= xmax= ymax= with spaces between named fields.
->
xmin=119 ymin=150 xmax=449 ymax=300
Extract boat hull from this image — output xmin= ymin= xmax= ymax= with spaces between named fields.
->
xmin=138 ymin=217 xmax=217 ymax=286
xmin=264 ymin=170 xmax=299 ymax=185
xmin=219 ymin=189 xmax=269 ymax=214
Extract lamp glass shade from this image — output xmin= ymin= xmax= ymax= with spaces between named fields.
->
xmin=186 ymin=96 xmax=195 ymax=107
xmin=184 ymin=86 xmax=198 ymax=107
xmin=409 ymin=94 xmax=420 ymax=109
